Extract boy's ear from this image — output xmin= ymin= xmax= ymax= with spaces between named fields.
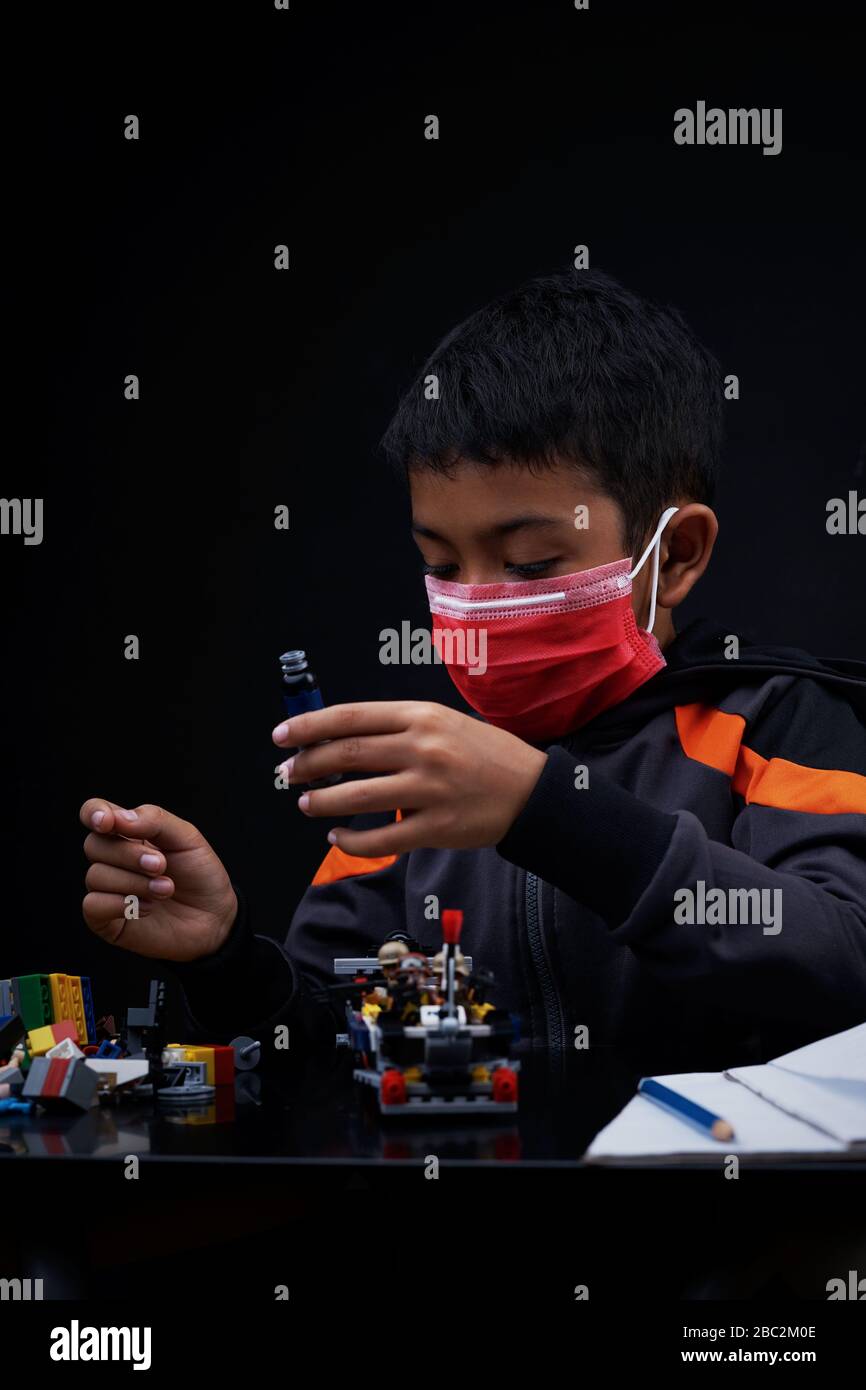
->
xmin=656 ymin=504 xmax=718 ymax=610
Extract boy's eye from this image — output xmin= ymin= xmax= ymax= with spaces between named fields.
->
xmin=421 ymin=562 xmax=458 ymax=577
xmin=505 ymin=558 xmax=558 ymax=578
xmin=422 ymin=558 xmax=560 ymax=579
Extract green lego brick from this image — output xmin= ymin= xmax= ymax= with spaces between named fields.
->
xmin=11 ymin=975 xmax=52 ymax=1030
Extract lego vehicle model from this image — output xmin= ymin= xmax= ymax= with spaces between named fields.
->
xmin=335 ymin=910 xmax=519 ymax=1115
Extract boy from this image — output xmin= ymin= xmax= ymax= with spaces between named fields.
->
xmin=79 ymin=270 xmax=866 ymax=1063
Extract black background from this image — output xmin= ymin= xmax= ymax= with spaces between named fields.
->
xmin=4 ymin=0 xmax=864 ymax=1025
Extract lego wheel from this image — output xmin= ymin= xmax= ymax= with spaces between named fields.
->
xmin=492 ymin=1066 xmax=518 ymax=1103
xmin=380 ymin=1068 xmax=407 ymax=1105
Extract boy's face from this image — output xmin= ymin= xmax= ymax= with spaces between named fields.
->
xmin=410 ymin=458 xmax=668 ymax=634
xmin=410 ymin=460 xmax=718 ymax=646
xmin=410 ymin=459 xmax=628 ymax=583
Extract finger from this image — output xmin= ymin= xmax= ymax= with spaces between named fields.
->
xmin=85 ymin=862 xmax=175 ymax=899
xmin=327 ymin=815 xmax=425 ymax=858
xmin=277 ymin=732 xmax=409 ymax=784
xmin=79 ymin=799 xmax=202 ymax=854
xmin=298 ymin=773 xmax=414 ymax=820
xmin=80 ymin=798 xmax=147 ymax=837
xmin=83 ymin=832 xmax=167 ymax=877
xmin=82 ymin=891 xmax=157 ymax=953
xmin=273 ymin=701 xmax=416 ymax=749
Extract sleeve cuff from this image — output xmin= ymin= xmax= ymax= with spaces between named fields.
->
xmin=496 ymin=744 xmax=678 ymax=926
xmin=163 ymin=883 xmax=299 ymax=1038
xmin=167 ymin=881 xmax=258 ymax=985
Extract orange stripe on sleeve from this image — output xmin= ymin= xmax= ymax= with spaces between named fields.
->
xmin=731 ymin=745 xmax=866 ymax=815
xmin=674 ymin=702 xmax=745 ymax=776
xmin=310 ymin=808 xmax=403 ymax=887
xmin=311 ymin=846 xmax=398 ymax=886
xmin=675 ymin=704 xmax=866 ymax=816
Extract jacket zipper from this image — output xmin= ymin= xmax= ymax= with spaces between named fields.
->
xmin=525 ymin=871 xmax=564 ymax=1050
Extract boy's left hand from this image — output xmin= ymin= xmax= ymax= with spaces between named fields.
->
xmin=273 ymin=702 xmax=547 ymax=856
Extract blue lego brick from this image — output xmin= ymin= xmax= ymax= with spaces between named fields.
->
xmin=80 ymin=976 xmax=97 ymax=1045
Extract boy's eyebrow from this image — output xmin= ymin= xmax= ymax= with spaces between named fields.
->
xmin=411 ymin=514 xmax=563 ymax=542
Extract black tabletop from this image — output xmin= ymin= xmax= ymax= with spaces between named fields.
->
xmin=2 ymin=1039 xmax=864 ymax=1170
xmin=4 ymin=1040 xmax=865 ymax=1304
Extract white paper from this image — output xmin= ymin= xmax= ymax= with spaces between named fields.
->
xmin=770 ymin=1020 xmax=866 ymax=1079
xmin=584 ymin=1069 xmax=847 ymax=1163
xmin=727 ymin=1021 xmax=866 ymax=1145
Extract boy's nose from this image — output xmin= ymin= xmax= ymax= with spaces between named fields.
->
xmin=458 ymin=562 xmax=509 ymax=585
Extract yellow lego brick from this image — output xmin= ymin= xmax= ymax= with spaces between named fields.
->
xmin=180 ymin=1045 xmax=215 ymax=1084
xmin=27 ymin=1024 xmax=58 ymax=1057
xmin=27 ymin=1021 xmax=80 ymax=1055
xmin=165 ymin=1044 xmax=220 ymax=1082
xmin=49 ymin=972 xmax=72 ymax=1027
xmin=27 ymin=1024 xmax=55 ymax=1056
xmin=66 ymin=977 xmax=88 ymax=1046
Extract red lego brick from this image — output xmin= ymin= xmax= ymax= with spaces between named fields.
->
xmin=51 ymin=1020 xmax=80 ymax=1047
xmin=212 ymin=1045 xmax=235 ymax=1086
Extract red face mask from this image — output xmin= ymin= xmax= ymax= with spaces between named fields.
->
xmin=425 ymin=508 xmax=678 ymax=742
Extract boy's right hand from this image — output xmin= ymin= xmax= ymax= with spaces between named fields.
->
xmin=79 ymin=800 xmax=239 ymax=962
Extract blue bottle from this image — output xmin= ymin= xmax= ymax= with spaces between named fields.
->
xmin=278 ymin=650 xmax=341 ymax=787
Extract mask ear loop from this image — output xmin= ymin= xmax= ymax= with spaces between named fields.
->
xmin=627 ymin=506 xmax=679 ymax=635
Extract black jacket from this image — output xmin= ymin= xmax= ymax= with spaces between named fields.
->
xmin=166 ymin=618 xmax=866 ymax=1068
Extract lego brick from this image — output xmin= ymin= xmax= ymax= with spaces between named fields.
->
xmin=23 ymin=1055 xmax=97 ymax=1112
xmin=0 ymin=1097 xmax=33 ymax=1114
xmin=11 ymin=975 xmax=52 ymax=1030
xmin=178 ymin=1045 xmax=215 ymax=1084
xmin=80 ymin=976 xmax=97 ymax=1045
xmin=26 ymin=1024 xmax=55 ymax=1057
xmin=178 ymin=1044 xmax=235 ymax=1086
xmin=212 ymin=1045 xmax=235 ymax=1086
xmin=125 ymin=980 xmax=165 ymax=1057
xmin=27 ymin=1020 xmax=79 ymax=1057
xmin=84 ymin=1057 xmax=149 ymax=1091
xmin=0 ymin=980 xmax=13 ymax=1017
xmin=66 ymin=976 xmax=88 ymax=1048
xmin=127 ymin=981 xmax=162 ymax=1028
xmin=159 ymin=1059 xmax=209 ymax=1096
xmin=46 ymin=1036 xmax=84 ymax=1060
xmin=49 ymin=972 xmax=72 ymax=1027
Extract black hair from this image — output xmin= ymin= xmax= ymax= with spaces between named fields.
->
xmin=381 ymin=267 xmax=723 ymax=554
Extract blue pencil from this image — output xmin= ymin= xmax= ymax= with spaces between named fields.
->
xmin=638 ymin=1077 xmax=735 ymax=1141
